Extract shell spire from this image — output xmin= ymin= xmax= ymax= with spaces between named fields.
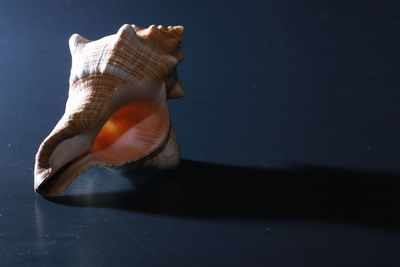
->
xmin=34 ymin=24 xmax=185 ymax=196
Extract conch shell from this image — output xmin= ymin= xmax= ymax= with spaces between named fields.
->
xmin=34 ymin=24 xmax=185 ymax=196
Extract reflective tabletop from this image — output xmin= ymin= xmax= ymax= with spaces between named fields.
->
xmin=1 ymin=0 xmax=400 ymax=266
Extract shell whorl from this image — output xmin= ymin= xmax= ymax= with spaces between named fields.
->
xmin=65 ymin=24 xmax=184 ymax=131
xmin=69 ymin=24 xmax=183 ymax=85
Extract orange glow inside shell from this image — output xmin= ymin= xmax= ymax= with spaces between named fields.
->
xmin=91 ymin=101 xmax=169 ymax=163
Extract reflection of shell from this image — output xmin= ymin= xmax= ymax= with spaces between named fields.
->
xmin=34 ymin=24 xmax=185 ymax=196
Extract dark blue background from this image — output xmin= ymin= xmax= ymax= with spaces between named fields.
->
xmin=1 ymin=0 xmax=400 ymax=266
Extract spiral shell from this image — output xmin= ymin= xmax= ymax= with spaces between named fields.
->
xmin=34 ymin=24 xmax=185 ymax=196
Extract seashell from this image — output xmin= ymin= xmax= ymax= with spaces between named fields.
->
xmin=34 ymin=24 xmax=185 ymax=196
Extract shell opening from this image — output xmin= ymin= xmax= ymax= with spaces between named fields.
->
xmin=91 ymin=100 xmax=169 ymax=164
xmin=36 ymin=97 xmax=170 ymax=196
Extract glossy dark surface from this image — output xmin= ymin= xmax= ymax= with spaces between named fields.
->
xmin=1 ymin=0 xmax=400 ymax=266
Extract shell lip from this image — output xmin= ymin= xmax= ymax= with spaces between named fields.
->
xmin=34 ymin=123 xmax=172 ymax=197
xmin=35 ymin=161 xmax=70 ymax=197
xmin=34 ymin=98 xmax=172 ymax=196
xmin=35 ymin=151 xmax=91 ymax=197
